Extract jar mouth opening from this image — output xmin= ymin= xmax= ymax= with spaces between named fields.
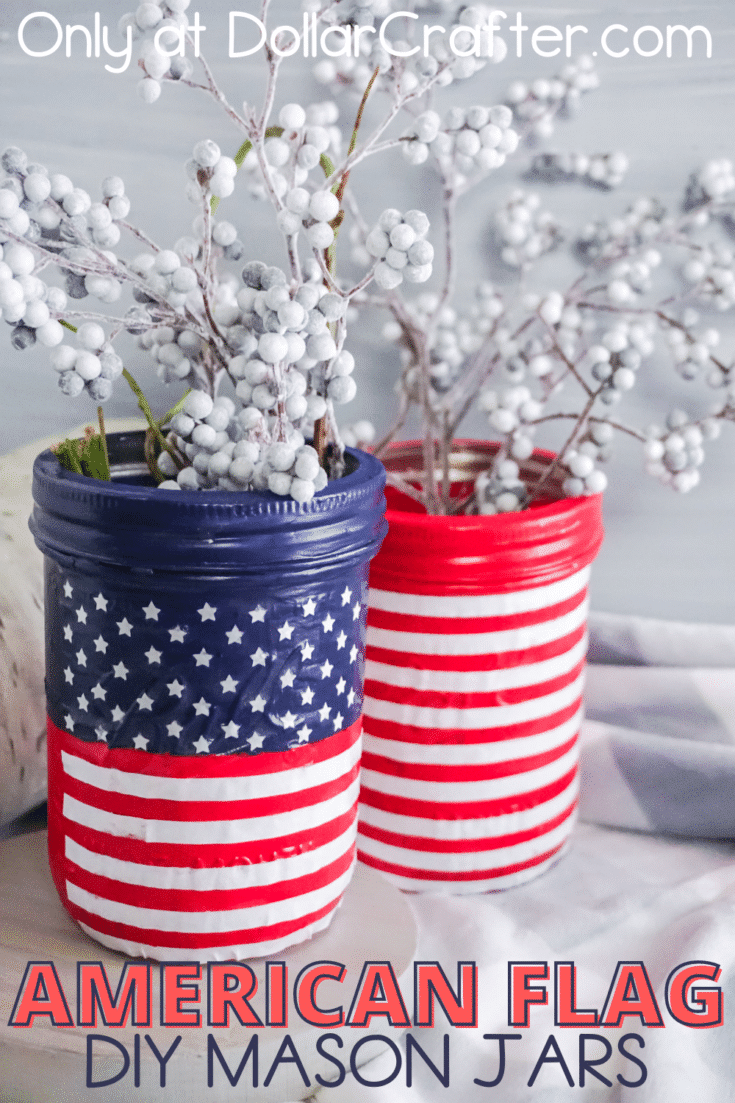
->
xmin=89 ymin=430 xmax=359 ymax=488
xmin=31 ymin=430 xmax=387 ymax=576
xmin=377 ymin=439 xmax=569 ymax=517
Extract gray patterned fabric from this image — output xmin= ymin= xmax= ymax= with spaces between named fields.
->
xmin=581 ymin=614 xmax=735 ymax=838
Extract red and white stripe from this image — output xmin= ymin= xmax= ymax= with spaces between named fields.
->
xmin=357 ymin=567 xmax=589 ymax=892
xmin=47 ymin=719 xmax=361 ymax=960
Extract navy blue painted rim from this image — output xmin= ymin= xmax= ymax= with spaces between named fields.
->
xmin=31 ymin=431 xmax=388 ymax=575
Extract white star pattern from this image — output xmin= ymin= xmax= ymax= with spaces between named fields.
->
xmin=54 ymin=571 xmax=363 ymax=754
xmin=63 ymin=581 xmax=73 ymax=599
xmin=277 ymin=621 xmax=294 ymax=641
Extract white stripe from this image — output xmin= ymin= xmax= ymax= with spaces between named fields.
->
xmin=78 ymin=908 xmax=337 ymax=963
xmin=66 ymin=865 xmax=354 ymax=934
xmin=368 ymin=568 xmax=589 ymax=618
xmin=359 ymin=773 xmax=579 ymax=840
xmin=61 ymin=737 xmax=361 ymax=804
xmin=357 ymin=816 xmax=575 ymax=874
xmin=366 ymin=600 xmax=588 ymax=656
xmin=362 ymin=843 xmax=571 ymax=895
xmin=62 ymin=777 xmax=360 ymax=845
xmin=363 ymin=709 xmax=582 ymax=766
xmin=360 ymin=743 xmax=578 ymax=803
xmin=362 ymin=672 xmax=584 ymax=730
xmin=365 ymin=636 xmax=587 ymax=693
xmin=65 ymin=821 xmax=357 ymax=893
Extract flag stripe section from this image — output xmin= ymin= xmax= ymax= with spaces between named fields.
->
xmin=76 ymin=893 xmax=342 ymax=959
xmin=365 ymin=622 xmax=587 ymax=672
xmin=358 ymin=566 xmax=589 ymax=890
xmin=368 ymin=568 xmax=590 ymax=617
xmin=366 ymin=600 xmax=588 ymax=655
xmin=364 ymin=635 xmax=587 ymax=692
xmin=48 ymin=719 xmax=361 ymax=960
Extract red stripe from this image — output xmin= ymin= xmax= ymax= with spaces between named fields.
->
xmin=358 ymin=799 xmax=577 ymax=854
xmin=367 ymin=587 xmax=587 ymax=634
xmin=365 ymin=623 xmax=587 ymax=671
xmin=361 ymin=698 xmax=582 ymax=745
xmin=59 ymin=805 xmax=358 ymax=868
xmin=363 ymin=659 xmax=584 ymax=710
xmin=62 ymin=762 xmax=359 ymax=822
xmin=65 ymin=844 xmax=355 ymax=912
xmin=357 ymin=840 xmax=566 ymax=882
xmin=359 ymin=766 xmax=578 ymax=820
xmin=49 ymin=717 xmax=361 ymax=777
xmin=66 ymin=895 xmax=344 ymax=949
xmin=362 ymin=733 xmax=577 ymax=784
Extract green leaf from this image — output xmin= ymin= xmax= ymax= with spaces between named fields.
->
xmin=52 ymin=429 xmax=111 ymax=481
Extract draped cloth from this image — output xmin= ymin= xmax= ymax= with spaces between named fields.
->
xmin=581 ymin=611 xmax=735 ymax=838
xmin=314 ymin=611 xmax=735 ymax=1103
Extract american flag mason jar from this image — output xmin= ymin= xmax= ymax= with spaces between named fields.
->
xmin=31 ymin=431 xmax=386 ymax=961
xmin=358 ymin=441 xmax=603 ymax=893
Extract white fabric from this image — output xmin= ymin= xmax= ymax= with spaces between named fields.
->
xmin=315 ymin=822 xmax=735 ymax=1103
xmin=313 ymin=611 xmax=735 ymax=1102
